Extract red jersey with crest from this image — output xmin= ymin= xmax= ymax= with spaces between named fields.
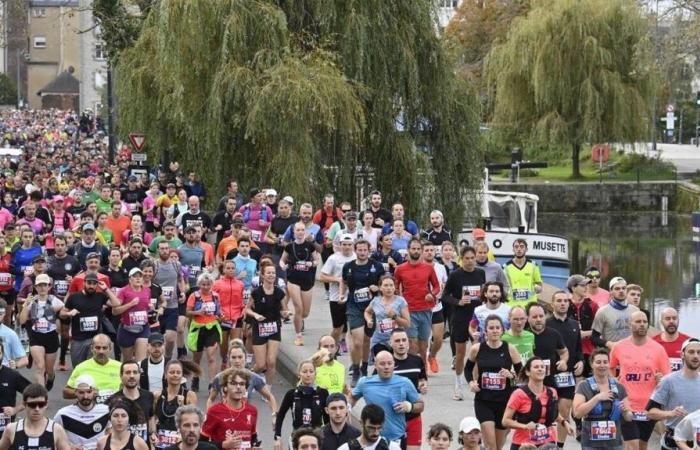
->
xmin=202 ymin=401 xmax=258 ymax=448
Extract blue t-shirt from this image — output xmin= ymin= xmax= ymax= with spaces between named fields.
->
xmin=0 ymin=325 xmax=26 ymax=365
xmin=382 ymin=220 xmax=419 ymax=236
xmin=233 ymin=255 xmax=257 ymax=290
xmin=282 ymin=223 xmax=323 ymax=244
xmin=369 ymin=296 xmax=408 ymax=347
xmin=341 ymin=260 xmax=385 ymax=305
xmin=178 ymin=244 xmax=205 ymax=287
xmin=352 ymin=374 xmax=420 ymax=441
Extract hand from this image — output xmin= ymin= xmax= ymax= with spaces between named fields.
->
xmin=384 ymin=305 xmax=394 ymax=318
xmin=499 ymin=368 xmax=514 ymax=379
xmin=425 ymin=293 xmax=435 ymax=303
xmin=655 ymin=372 xmax=664 ymax=383
xmin=564 ymin=420 xmax=575 ymax=436
xmin=366 ymin=319 xmax=374 ymax=328
xmin=223 ymin=432 xmax=242 ymax=450
xmin=279 ymin=262 xmax=287 ymax=271
xmin=65 ymin=275 xmax=73 ymax=282
xmin=215 ymin=225 xmax=222 ymax=231
xmin=468 ymin=380 xmax=480 ymax=393
xmin=375 ymin=218 xmax=385 ymax=227
xmin=149 ymin=433 xmax=158 ymax=447
xmin=274 ymin=439 xmax=282 ymax=450
xmin=670 ymin=406 xmax=688 ymax=418
xmin=556 ymin=360 xmax=567 ymax=372
xmin=393 ymin=401 xmax=412 ymax=413
xmin=574 ymin=361 xmax=584 ymax=376
xmin=471 ymin=331 xmax=481 ymax=342
xmin=258 ymin=219 xmax=266 ymax=226
xmin=596 ymin=391 xmax=615 ymax=402
xmin=338 ymin=295 xmax=347 ymax=305
xmin=2 ymin=406 xmax=15 ymax=416
xmin=97 ymin=280 xmax=107 ymax=291
xmin=305 ymin=234 xmax=314 ymax=242
xmin=388 ymin=257 xmax=396 ymax=267
xmin=255 ymin=313 xmax=265 ymax=322
xmin=525 ymin=421 xmax=537 ymax=431
xmin=305 ymin=261 xmax=313 ymax=268
xmin=369 ymin=284 xmax=379 ymax=293
xmin=69 ymin=309 xmax=79 ymax=317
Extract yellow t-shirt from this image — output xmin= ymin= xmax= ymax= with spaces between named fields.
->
xmin=315 ymin=360 xmax=346 ymax=394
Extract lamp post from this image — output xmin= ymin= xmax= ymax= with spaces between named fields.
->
xmin=15 ymin=50 xmax=30 ymax=109
xmin=695 ymin=91 xmax=699 ymax=147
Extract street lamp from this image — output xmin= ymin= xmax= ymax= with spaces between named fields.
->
xmin=695 ymin=91 xmax=700 ymax=147
xmin=15 ymin=50 xmax=30 ymax=109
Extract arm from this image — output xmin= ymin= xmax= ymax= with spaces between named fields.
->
xmin=591 ymin=329 xmax=607 ymax=348
xmin=18 ymin=295 xmax=32 ymax=325
xmin=112 ymin=298 xmax=138 ymax=315
xmin=258 ymin=384 xmax=278 ymax=414
xmin=395 ymin=304 xmax=410 ymax=329
xmin=502 ymin=406 xmax=531 ymax=431
xmin=0 ymin=422 xmax=14 ymax=450
xmin=318 ymin=270 xmax=340 ymax=284
xmin=206 ymin=386 xmax=219 ymax=411
xmin=63 ymin=385 xmax=76 ymax=399
xmin=274 ymin=390 xmax=293 ymax=439
xmin=556 ymin=346 xmax=569 ymax=371
xmin=363 ymin=304 xmax=374 ymax=329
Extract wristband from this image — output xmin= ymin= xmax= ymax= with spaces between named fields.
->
xmin=402 ymin=401 xmax=412 ymax=413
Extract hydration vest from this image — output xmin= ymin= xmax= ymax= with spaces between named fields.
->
xmin=513 ymin=386 xmax=559 ymax=426
xmin=585 ymin=376 xmax=622 ymax=421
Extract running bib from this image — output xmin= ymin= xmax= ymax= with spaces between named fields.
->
xmin=129 ymin=203 xmax=138 ymax=213
xmin=354 ymin=287 xmax=371 ymax=303
xmin=156 ymin=429 xmax=180 ymax=448
xmin=243 ymin=288 xmax=251 ymax=304
xmin=188 ymin=266 xmax=202 ymax=276
xmin=302 ymin=407 xmax=312 ymax=426
xmin=481 ymin=372 xmax=506 ymax=390
xmin=258 ymin=321 xmax=278 ymax=337
xmin=96 ymin=389 xmax=114 ymax=404
xmin=590 ymin=421 xmax=616 ymax=441
xmin=513 ymin=289 xmax=530 ymax=301
xmin=0 ymin=413 xmax=7 ymax=432
xmin=378 ymin=318 xmax=397 ymax=334
xmin=542 ymin=359 xmax=551 ymax=377
xmin=554 ymin=372 xmax=575 ymax=388
xmin=528 ymin=424 xmax=550 ymax=443
xmin=33 ymin=318 xmax=50 ymax=333
xmin=464 ymin=285 xmax=481 ymax=300
xmin=632 ymin=411 xmax=648 ymax=422
xmin=54 ymin=280 xmax=69 ymax=296
xmin=162 ymin=287 xmax=174 ymax=301
xmin=293 ymin=262 xmax=309 ymax=272
xmin=21 ymin=266 xmax=33 ymax=276
xmin=250 ymin=230 xmax=262 ymax=242
xmin=202 ymin=302 xmax=216 ymax=314
xmin=53 ymin=229 xmax=64 ymax=237
xmin=382 ymin=263 xmax=390 ymax=272
xmin=128 ymin=310 xmax=148 ymax=326
xmin=150 ymin=298 xmax=159 ymax=310
xmin=0 ymin=273 xmax=12 ymax=288
xmin=79 ymin=316 xmax=99 ymax=332
xmin=670 ymin=357 xmax=683 ymax=372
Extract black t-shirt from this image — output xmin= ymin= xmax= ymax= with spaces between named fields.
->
xmin=47 ymin=254 xmax=81 ymax=299
xmin=121 ymin=188 xmax=146 ymax=214
xmin=64 ymin=291 xmax=110 ymax=340
xmin=251 ymin=286 xmax=285 ymax=322
xmin=180 ymin=212 xmax=212 ymax=232
xmin=546 ymin=316 xmax=582 ymax=371
xmin=212 ymin=211 xmax=235 ymax=244
xmin=99 ymin=267 xmax=129 ymax=289
xmin=443 ymin=268 xmax=486 ymax=322
xmin=107 ymin=389 xmax=154 ymax=441
xmin=366 ymin=207 xmax=392 ymax=229
xmin=270 ymin=215 xmax=297 ymax=254
xmin=0 ymin=366 xmax=31 ymax=408
xmin=531 ymin=327 xmax=566 ymax=386
xmin=165 ymin=442 xmax=218 ymax=450
xmin=284 ymin=241 xmax=316 ymax=273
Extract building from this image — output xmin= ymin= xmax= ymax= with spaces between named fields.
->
xmin=437 ymin=0 xmax=462 ymax=30
xmin=26 ymin=0 xmax=80 ymax=110
xmin=78 ymin=0 xmax=107 ymax=113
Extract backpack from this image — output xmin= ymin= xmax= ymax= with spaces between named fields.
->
xmin=585 ymin=376 xmax=622 ymax=421
xmin=192 ymin=290 xmax=221 ymax=317
xmin=319 ymin=208 xmax=340 ymax=230
xmin=513 ymin=385 xmax=559 ymax=426
xmin=292 ymin=386 xmax=323 ymax=428
xmin=242 ymin=204 xmax=267 ymax=223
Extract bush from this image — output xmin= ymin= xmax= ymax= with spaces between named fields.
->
xmin=616 ymin=153 xmax=675 ymax=174
xmin=0 ymin=74 xmax=17 ymax=105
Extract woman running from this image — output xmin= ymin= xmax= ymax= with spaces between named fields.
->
xmin=371 ymin=233 xmax=404 ymax=275
xmin=572 ymin=348 xmax=632 ymax=450
xmin=95 ymin=212 xmax=112 ymax=245
xmin=245 ymin=262 xmax=289 ymax=385
xmin=427 ymin=423 xmax=453 ymax=450
xmin=364 ymin=275 xmax=410 ymax=355
xmin=213 ymin=259 xmax=245 ymax=368
xmin=185 ymin=272 xmax=222 ymax=392
xmin=280 ymin=222 xmax=320 ymax=346
xmin=115 ymin=267 xmax=151 ymax=361
xmin=466 ymin=315 xmax=523 ymax=450
xmin=96 ymin=400 xmax=148 ymax=450
xmin=502 ymin=357 xmax=575 ymax=449
xmin=18 ymin=273 xmax=63 ymax=389
xmin=151 ymin=360 xmax=198 ymax=449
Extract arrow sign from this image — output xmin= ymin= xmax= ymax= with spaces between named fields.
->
xmin=129 ymin=133 xmax=146 ymax=151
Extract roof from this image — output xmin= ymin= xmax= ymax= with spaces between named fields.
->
xmin=39 ymin=70 xmax=79 ymax=95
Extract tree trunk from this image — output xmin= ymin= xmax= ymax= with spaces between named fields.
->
xmin=571 ymin=141 xmax=582 ymax=178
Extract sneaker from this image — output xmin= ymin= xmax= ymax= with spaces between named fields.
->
xmin=294 ymin=335 xmax=304 ymax=346
xmin=58 ymin=361 xmax=67 ymax=371
xmin=453 ymin=385 xmax=464 ymax=401
xmin=324 ymin=291 xmax=330 ymax=301
xmin=351 ymin=368 xmax=360 ymax=388
xmin=46 ymin=375 xmax=55 ymax=392
xmin=339 ymin=339 xmax=348 ymax=353
xmin=443 ymin=330 xmax=450 ymax=339
xmin=429 ymin=356 xmax=439 ymax=374
xmin=451 ymin=355 xmax=456 ymax=370
xmin=361 ymin=363 xmax=368 ymax=377
xmin=191 ymin=377 xmax=200 ymax=392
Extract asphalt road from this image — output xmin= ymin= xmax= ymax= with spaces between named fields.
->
xmin=14 ymin=360 xmax=292 ymax=448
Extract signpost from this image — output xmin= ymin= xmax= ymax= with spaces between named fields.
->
xmin=660 ymin=105 xmax=676 ymax=143
xmin=592 ymin=144 xmax=610 ymax=183
xmin=128 ymin=133 xmax=148 ymax=179
xmin=129 ymin=133 xmax=146 ymax=151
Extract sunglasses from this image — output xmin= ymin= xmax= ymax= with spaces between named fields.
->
xmin=341 ymin=209 xmax=352 ymax=213
xmin=26 ymin=401 xmax=47 ymax=409
xmin=586 ymin=273 xmax=601 ymax=279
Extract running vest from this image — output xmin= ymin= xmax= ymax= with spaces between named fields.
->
xmin=29 ymin=297 xmax=58 ymax=333
xmin=10 ymin=418 xmax=55 ymax=450
xmin=347 ymin=437 xmax=390 ymax=450
xmin=513 ymin=386 xmax=559 ymax=426
xmin=154 ymin=386 xmax=189 ymax=449
xmin=585 ymin=376 xmax=623 ymax=421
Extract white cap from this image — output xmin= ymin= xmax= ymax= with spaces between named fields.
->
xmin=609 ymin=276 xmax=627 ymax=289
xmin=128 ymin=267 xmax=143 ymax=277
xmin=266 ymin=189 xmax=277 ymax=197
xmin=75 ymin=374 xmax=96 ymax=389
xmin=459 ymin=417 xmax=480 ymax=433
xmin=339 ymin=234 xmax=355 ymax=243
xmin=282 ymin=196 xmax=294 ymax=205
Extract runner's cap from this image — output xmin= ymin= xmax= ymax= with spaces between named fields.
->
xmin=566 ymin=274 xmax=590 ymax=291
xmin=681 ymin=338 xmax=700 ymax=353
xmin=75 ymin=374 xmax=97 ymax=389
xmin=34 ymin=274 xmax=50 ymax=285
xmin=609 ymin=276 xmax=626 ymax=289
xmin=84 ymin=272 xmax=99 ymax=283
xmin=266 ymin=189 xmax=277 ymax=197
xmin=282 ymin=196 xmax=294 ymax=205
xmin=459 ymin=417 xmax=480 ymax=433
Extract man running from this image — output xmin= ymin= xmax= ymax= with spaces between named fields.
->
xmin=592 ymin=276 xmax=639 ymax=350
xmin=469 ymin=282 xmax=510 ymax=342
xmin=503 ymin=239 xmax=542 ymax=308
xmin=420 ymin=210 xmax=451 ymax=261
xmin=567 ymin=274 xmax=598 ymax=377
xmin=502 ymin=306 xmax=535 ymax=362
xmin=164 ymin=405 xmax=217 ymax=450
xmin=319 ymin=235 xmax=355 ymax=346
xmin=320 ymin=393 xmax=360 ymax=450
xmin=652 ymin=307 xmax=691 ymax=372
xmin=585 ymin=266 xmax=610 ymax=308
xmin=54 ymin=374 xmax=110 ymax=450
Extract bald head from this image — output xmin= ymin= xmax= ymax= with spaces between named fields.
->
xmin=630 ymin=311 xmax=649 ymax=337
xmin=660 ymin=307 xmax=679 ymax=335
xmin=375 ymin=351 xmax=395 ymax=379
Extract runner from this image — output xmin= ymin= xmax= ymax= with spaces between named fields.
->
xmin=95 ymin=400 xmax=149 ymax=450
xmin=54 ymin=374 xmax=110 ymax=450
xmin=474 ymin=242 xmax=510 ymax=289
xmin=503 ymin=239 xmax=543 ymax=308
xmin=0 ymin=343 xmax=31 ymax=436
xmin=163 ymin=405 xmax=217 ymax=450
xmin=116 ymin=267 xmax=152 ymax=362
xmin=152 ymin=360 xmax=198 ymax=449
xmin=239 ymin=188 xmax=273 ymax=249
xmin=469 ymin=281 xmax=511 ymax=342
xmin=337 ymin=404 xmax=402 ymax=450
xmin=572 ymin=348 xmax=632 ymax=450
xmin=153 ymin=239 xmax=186 ymax=360
xmin=625 ymin=285 xmax=650 ymax=321
xmin=592 ymin=277 xmax=640 ymax=350
xmin=106 ymin=361 xmax=155 ymax=443
xmin=567 ymin=274 xmax=599 ymax=378
xmin=426 ymin=423 xmax=453 ymax=450
xmin=423 ymin=241 xmax=448 ymax=374
xmin=365 ymin=191 xmax=392 ymax=229
xmin=360 ymin=210 xmax=380 ymax=251
xmin=212 ymin=259 xmax=244 ymax=367
xmin=371 ymin=233 xmax=404 ymax=275
xmin=0 ymin=236 xmax=16 ymax=327
xmin=585 ymin=267 xmax=610 ymax=308
xmin=364 ymin=275 xmax=410 ymax=356
xmin=141 ymin=260 xmax=165 ymax=334
xmin=456 ymin=417 xmax=486 ymax=450
xmin=313 ymin=335 xmax=348 ymax=395
xmin=319 ymin=235 xmax=355 ymax=346
xmin=466 ymin=315 xmax=522 ymax=450
xmin=652 ymin=307 xmax=691 ymax=372
xmin=609 ymin=311 xmax=671 ymax=450
xmin=320 ymin=393 xmax=361 ymax=450
xmin=139 ymin=333 xmax=166 ymax=391
xmin=185 ymin=272 xmax=222 ymax=392
xmin=442 ymin=245 xmax=485 ymax=400
xmin=420 ymin=210 xmax=452 ymax=261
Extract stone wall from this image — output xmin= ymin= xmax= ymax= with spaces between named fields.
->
xmin=489 ymin=181 xmax=697 ymax=213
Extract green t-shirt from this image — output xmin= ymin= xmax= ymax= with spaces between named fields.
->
xmin=503 ymin=330 xmax=535 ymax=363
xmin=504 ymin=260 xmax=542 ymax=308
xmin=82 ymin=190 xmax=99 ymax=206
xmin=315 ymin=360 xmax=346 ymax=394
xmin=95 ymin=198 xmax=113 ymax=215
xmin=149 ymin=236 xmax=183 ymax=253
xmin=67 ymin=358 xmax=122 ymax=403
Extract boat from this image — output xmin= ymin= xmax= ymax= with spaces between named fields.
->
xmin=458 ymin=188 xmax=571 ymax=289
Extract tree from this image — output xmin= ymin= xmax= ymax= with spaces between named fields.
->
xmin=486 ymin=0 xmax=654 ymax=178
xmin=114 ymin=0 xmax=483 ymax=227
xmin=0 ymin=74 xmax=17 ymax=105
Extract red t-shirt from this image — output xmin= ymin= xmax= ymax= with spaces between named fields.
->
xmin=67 ymin=272 xmax=111 ymax=295
xmin=202 ymin=402 xmax=257 ymax=447
xmin=507 ymin=387 xmax=559 ymax=445
xmin=394 ymin=262 xmax=440 ymax=312
xmin=652 ymin=332 xmax=691 ymax=371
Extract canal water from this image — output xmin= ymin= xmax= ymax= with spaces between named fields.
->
xmin=540 ymin=212 xmax=700 ymax=337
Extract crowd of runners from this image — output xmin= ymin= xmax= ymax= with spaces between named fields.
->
xmin=0 ymin=108 xmax=696 ymax=450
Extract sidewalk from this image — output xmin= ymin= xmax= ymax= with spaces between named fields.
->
xmin=274 ymin=284 xmax=650 ymax=450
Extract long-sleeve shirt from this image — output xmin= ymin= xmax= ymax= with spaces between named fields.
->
xmin=275 ymin=387 xmax=329 ymax=438
xmin=393 ymin=261 xmax=440 ymax=312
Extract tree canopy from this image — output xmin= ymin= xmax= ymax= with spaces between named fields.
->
xmin=112 ymin=0 xmax=483 ymax=227
xmin=486 ymin=0 xmax=654 ymax=177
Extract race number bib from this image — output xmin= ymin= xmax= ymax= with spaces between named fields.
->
xmin=632 ymin=411 xmax=648 ymax=422
xmin=250 ymin=229 xmax=262 ymax=242
xmin=554 ymin=372 xmax=575 ymax=388
xmin=202 ymin=302 xmax=216 ymax=314
xmin=542 ymin=359 xmax=551 ymax=377
xmin=354 ymin=287 xmax=371 ymax=303
xmin=243 ymin=288 xmax=251 ymax=304
xmin=481 ymin=372 xmax=506 ymax=390
xmin=528 ymin=424 xmax=550 ymax=444
xmin=0 ymin=413 xmax=8 ymax=432
xmin=513 ymin=288 xmax=530 ymax=301
xmin=0 ymin=273 xmax=12 ymax=288
xmin=33 ymin=318 xmax=50 ymax=333
xmin=258 ymin=321 xmax=278 ymax=337
xmin=79 ymin=316 xmax=99 ymax=332
xmin=128 ymin=310 xmax=148 ymax=326
xmin=382 ymin=263 xmax=390 ymax=272
xmin=590 ymin=421 xmax=616 ymax=441
xmin=188 ymin=265 xmax=202 ymax=277
xmin=398 ymin=249 xmax=408 ymax=258
xmin=21 ymin=266 xmax=33 ymax=276
xmin=156 ymin=429 xmax=180 ymax=448
xmin=466 ymin=285 xmax=481 ymax=301
xmin=129 ymin=203 xmax=138 ymax=213
xmin=378 ymin=318 xmax=397 ymax=334
xmin=670 ymin=357 xmax=683 ymax=372
xmin=54 ymin=280 xmax=69 ymax=296
xmin=162 ymin=287 xmax=174 ymax=301
xmin=302 ymin=408 xmax=312 ymax=426
xmin=96 ymin=389 xmax=114 ymax=404
xmin=293 ymin=262 xmax=309 ymax=272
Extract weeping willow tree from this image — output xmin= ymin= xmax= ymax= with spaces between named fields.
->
xmin=113 ymin=0 xmax=482 ymax=227
xmin=486 ymin=0 xmax=654 ymax=178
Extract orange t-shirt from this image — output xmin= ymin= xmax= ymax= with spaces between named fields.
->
xmin=105 ymin=215 xmax=132 ymax=246
xmin=217 ymin=236 xmax=238 ymax=261
xmin=610 ymin=337 xmax=671 ymax=412
xmin=186 ymin=291 xmax=218 ymax=325
xmin=200 ymin=241 xmax=214 ymax=267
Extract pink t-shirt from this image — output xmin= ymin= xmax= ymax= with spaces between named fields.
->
xmin=610 ymin=337 xmax=671 ymax=412
xmin=143 ymin=196 xmax=157 ymax=223
xmin=117 ymin=285 xmax=151 ymax=327
xmin=588 ymin=288 xmax=610 ymax=308
xmin=0 ymin=208 xmax=14 ymax=229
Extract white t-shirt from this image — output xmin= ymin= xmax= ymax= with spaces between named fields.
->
xmin=148 ymin=358 xmax=165 ymax=391
xmin=322 ymin=252 xmax=356 ymax=302
xmin=673 ymin=408 xmax=700 ymax=446
xmin=431 ymin=261 xmax=448 ymax=312
xmin=338 ymin=438 xmax=401 ymax=450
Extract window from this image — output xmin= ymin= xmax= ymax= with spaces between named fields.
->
xmin=32 ymin=8 xmax=46 ymax=17
xmin=33 ymin=36 xmax=46 ymax=49
xmin=95 ymin=43 xmax=107 ymax=61
xmin=94 ymin=71 xmax=107 ymax=89
xmin=437 ymin=0 xmax=459 ymax=7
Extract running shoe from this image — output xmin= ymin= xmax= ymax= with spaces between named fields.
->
xmin=58 ymin=360 xmax=67 ymax=371
xmin=294 ymin=334 xmax=304 ymax=346
xmin=453 ymin=386 xmax=464 ymax=401
xmin=351 ymin=366 xmax=360 ymax=388
xmin=46 ymin=375 xmax=55 ymax=392
xmin=339 ymin=339 xmax=348 ymax=354
xmin=429 ymin=356 xmax=439 ymax=374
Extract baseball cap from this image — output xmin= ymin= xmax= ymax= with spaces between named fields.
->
xmin=325 ymin=393 xmax=347 ymax=406
xmin=249 ymin=188 xmax=260 ymax=198
xmin=82 ymin=223 xmax=96 ymax=232
xmin=566 ymin=274 xmax=590 ymax=291
xmin=609 ymin=276 xmax=627 ymax=289
xmin=282 ymin=196 xmax=294 ymax=205
xmin=86 ymin=252 xmax=101 ymax=261
xmin=459 ymin=417 xmax=480 ymax=433
xmin=339 ymin=234 xmax=354 ymax=243
xmin=128 ymin=175 xmax=138 ymax=182
xmin=53 ymin=195 xmax=65 ymax=202
xmin=32 ymin=254 xmax=47 ymax=263
xmin=266 ymin=188 xmax=277 ymax=197
xmin=35 ymin=274 xmax=51 ymax=285
xmin=345 ymin=211 xmax=358 ymax=220
xmin=681 ymin=338 xmax=700 ymax=353
xmin=129 ymin=267 xmax=143 ymax=277
xmin=148 ymin=333 xmax=165 ymax=344
xmin=472 ymin=228 xmax=486 ymax=239
xmin=84 ymin=272 xmax=99 ymax=283
xmin=184 ymin=225 xmax=197 ymax=234
xmin=75 ymin=374 xmax=97 ymax=389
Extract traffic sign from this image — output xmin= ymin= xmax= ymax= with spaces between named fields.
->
xmin=666 ymin=104 xmax=675 ymax=113
xmin=131 ymin=153 xmax=147 ymax=163
xmin=591 ymin=144 xmax=610 ymax=163
xmin=128 ymin=133 xmax=146 ymax=151
xmin=665 ymin=112 xmax=675 ymax=130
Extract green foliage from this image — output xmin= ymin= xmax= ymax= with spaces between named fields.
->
xmin=615 ymin=152 xmax=675 ymax=174
xmin=0 ymin=74 xmax=17 ymax=105
xmin=115 ymin=0 xmax=483 ymax=227
xmin=486 ymin=0 xmax=654 ymax=178
xmin=92 ymin=0 xmax=150 ymax=60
